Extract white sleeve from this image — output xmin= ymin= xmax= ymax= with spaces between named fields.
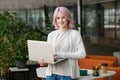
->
xmin=47 ymin=31 xmax=54 ymax=43
xmin=57 ymin=31 xmax=86 ymax=59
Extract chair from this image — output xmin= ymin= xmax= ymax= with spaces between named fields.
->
xmin=86 ymin=55 xmax=118 ymax=66
xmin=78 ymin=55 xmax=120 ymax=80
xmin=36 ymin=67 xmax=47 ymax=80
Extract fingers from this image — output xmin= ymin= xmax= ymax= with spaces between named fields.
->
xmin=54 ymin=53 xmax=58 ymax=59
xmin=38 ymin=58 xmax=46 ymax=66
xmin=54 ymin=53 xmax=57 ymax=56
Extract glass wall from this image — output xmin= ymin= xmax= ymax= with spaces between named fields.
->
xmin=0 ymin=5 xmax=76 ymax=34
xmin=0 ymin=0 xmax=120 ymax=40
xmin=103 ymin=1 xmax=120 ymax=39
xmin=82 ymin=0 xmax=120 ymax=40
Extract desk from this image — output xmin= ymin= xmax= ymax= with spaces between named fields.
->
xmin=9 ymin=67 xmax=29 ymax=80
xmin=36 ymin=67 xmax=116 ymax=80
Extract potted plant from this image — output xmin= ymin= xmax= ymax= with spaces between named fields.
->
xmin=0 ymin=11 xmax=47 ymax=79
xmin=12 ymin=21 xmax=29 ymax=69
xmin=14 ymin=53 xmax=27 ymax=69
xmin=0 ymin=11 xmax=16 ymax=79
xmin=13 ymin=21 xmax=46 ymax=68
xmin=12 ymin=17 xmax=47 ymax=69
xmin=74 ymin=22 xmax=81 ymax=32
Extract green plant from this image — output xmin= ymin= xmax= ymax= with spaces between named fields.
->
xmin=44 ymin=5 xmax=52 ymax=28
xmin=0 ymin=12 xmax=16 ymax=78
xmin=74 ymin=23 xmax=81 ymax=28
xmin=35 ymin=5 xmax=54 ymax=37
xmin=0 ymin=11 xmax=46 ymax=77
xmin=14 ymin=53 xmax=27 ymax=61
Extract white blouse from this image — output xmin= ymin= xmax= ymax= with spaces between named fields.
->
xmin=46 ymin=29 xmax=86 ymax=79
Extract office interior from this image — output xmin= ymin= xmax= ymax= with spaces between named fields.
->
xmin=1 ymin=0 xmax=120 ymax=55
xmin=0 ymin=0 xmax=120 ymax=80
xmin=0 ymin=0 xmax=120 ymax=55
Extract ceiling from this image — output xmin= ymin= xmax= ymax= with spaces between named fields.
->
xmin=0 ymin=0 xmax=116 ymax=10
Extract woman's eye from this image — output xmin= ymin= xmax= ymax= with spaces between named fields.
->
xmin=56 ymin=17 xmax=60 ymax=19
xmin=62 ymin=17 xmax=65 ymax=19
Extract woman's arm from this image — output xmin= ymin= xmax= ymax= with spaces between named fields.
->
xmin=56 ymin=31 xmax=86 ymax=59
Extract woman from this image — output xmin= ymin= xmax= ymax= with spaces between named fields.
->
xmin=38 ymin=6 xmax=86 ymax=80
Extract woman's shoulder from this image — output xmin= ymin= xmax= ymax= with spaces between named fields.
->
xmin=69 ymin=29 xmax=82 ymax=41
xmin=48 ymin=30 xmax=58 ymax=36
xmin=70 ymin=29 xmax=80 ymax=36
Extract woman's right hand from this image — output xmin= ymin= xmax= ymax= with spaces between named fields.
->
xmin=38 ymin=58 xmax=47 ymax=66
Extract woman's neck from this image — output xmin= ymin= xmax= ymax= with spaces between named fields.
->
xmin=59 ymin=27 xmax=69 ymax=32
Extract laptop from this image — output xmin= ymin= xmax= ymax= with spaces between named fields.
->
xmin=27 ymin=40 xmax=66 ymax=64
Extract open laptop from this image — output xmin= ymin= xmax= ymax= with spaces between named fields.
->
xmin=27 ymin=40 xmax=66 ymax=64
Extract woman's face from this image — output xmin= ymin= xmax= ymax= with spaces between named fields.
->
xmin=56 ymin=12 xmax=68 ymax=30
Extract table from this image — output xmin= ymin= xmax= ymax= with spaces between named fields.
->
xmin=36 ymin=67 xmax=116 ymax=80
xmin=36 ymin=67 xmax=46 ymax=80
xmin=78 ymin=69 xmax=116 ymax=80
xmin=9 ymin=67 xmax=29 ymax=80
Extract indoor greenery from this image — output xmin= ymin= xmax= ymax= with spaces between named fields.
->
xmin=34 ymin=5 xmax=54 ymax=36
xmin=74 ymin=22 xmax=81 ymax=28
xmin=0 ymin=12 xmax=46 ymax=78
xmin=0 ymin=12 xmax=15 ymax=78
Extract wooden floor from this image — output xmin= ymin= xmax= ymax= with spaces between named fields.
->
xmin=84 ymin=37 xmax=120 ymax=56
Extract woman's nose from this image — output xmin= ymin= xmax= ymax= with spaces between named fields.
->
xmin=59 ymin=18 xmax=63 ymax=22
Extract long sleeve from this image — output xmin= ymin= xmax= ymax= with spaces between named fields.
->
xmin=57 ymin=31 xmax=86 ymax=59
xmin=46 ymin=29 xmax=86 ymax=79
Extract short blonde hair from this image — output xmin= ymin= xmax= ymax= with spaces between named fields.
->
xmin=52 ymin=6 xmax=74 ymax=29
